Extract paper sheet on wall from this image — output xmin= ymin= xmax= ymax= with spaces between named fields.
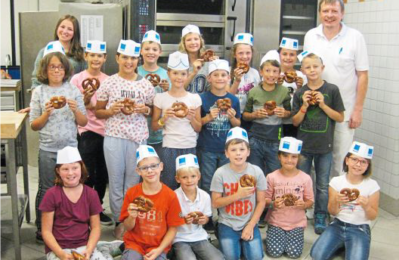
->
xmin=80 ymin=15 xmax=104 ymax=47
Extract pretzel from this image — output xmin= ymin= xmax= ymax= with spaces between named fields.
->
xmin=284 ymin=71 xmax=297 ymax=83
xmin=308 ymin=91 xmax=319 ymax=106
xmin=237 ymin=62 xmax=250 ymax=74
xmin=216 ymin=98 xmax=232 ymax=111
xmin=133 ymin=196 xmax=154 ymax=212
xmin=282 ymin=193 xmax=298 ymax=206
xmin=50 ymin=96 xmax=67 ymax=109
xmin=264 ymin=100 xmax=276 ymax=116
xmin=121 ymin=98 xmax=135 ymax=115
xmin=72 ymin=251 xmax=85 ymax=260
xmin=82 ymin=77 xmax=100 ymax=92
xmin=172 ymin=102 xmax=189 ymax=118
xmin=340 ymin=188 xmax=360 ymax=202
xmin=200 ymin=49 xmax=215 ymax=62
xmin=185 ymin=211 xmax=204 ymax=224
xmin=145 ymin=73 xmax=161 ymax=87
xmin=239 ymin=174 xmax=256 ymax=188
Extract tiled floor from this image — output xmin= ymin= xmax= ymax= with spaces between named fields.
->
xmin=1 ymin=166 xmax=399 ymax=260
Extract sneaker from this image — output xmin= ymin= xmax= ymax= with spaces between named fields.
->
xmin=113 ymin=222 xmax=125 ymax=240
xmin=258 ymin=219 xmax=267 ymax=228
xmin=36 ymin=232 xmax=44 ymax=244
xmin=306 ymin=208 xmax=314 ymax=220
xmin=97 ymin=240 xmax=123 ymax=258
xmin=314 ymin=213 xmax=327 ymax=234
xmin=204 ymin=221 xmax=215 ymax=234
xmin=100 ymin=212 xmax=113 ymax=226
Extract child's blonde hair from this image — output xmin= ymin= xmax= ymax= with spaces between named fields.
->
xmin=141 ymin=40 xmax=162 ymax=52
xmin=230 ymin=43 xmax=255 ymax=79
xmin=176 ymin=166 xmax=201 ymax=177
xmin=301 ymin=53 xmax=324 ymax=65
xmin=225 ymin=139 xmax=250 ymax=150
xmin=178 ymin=33 xmax=205 ymax=56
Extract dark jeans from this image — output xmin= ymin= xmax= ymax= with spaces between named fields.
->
xmin=198 ymin=149 xmax=229 ymax=195
xmin=78 ymin=131 xmax=108 ymax=205
xmin=248 ymin=137 xmax=281 ymax=176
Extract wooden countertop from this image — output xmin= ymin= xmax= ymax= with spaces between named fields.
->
xmin=0 ymin=112 xmax=27 ymax=139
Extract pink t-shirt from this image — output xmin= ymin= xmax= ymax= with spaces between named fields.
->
xmin=265 ymin=169 xmax=314 ymax=231
xmin=70 ymin=70 xmax=108 ymax=136
xmin=39 ymin=185 xmax=103 ymax=253
xmin=97 ymin=74 xmax=155 ymax=143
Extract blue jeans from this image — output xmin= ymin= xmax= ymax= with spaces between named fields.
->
xmin=173 ymin=240 xmax=224 ymax=260
xmin=198 ymin=150 xmax=229 ymax=195
xmin=218 ymin=223 xmax=263 ymax=260
xmin=311 ymin=218 xmax=371 ymax=260
xmin=298 ymin=151 xmax=332 ymax=215
xmin=248 ymin=137 xmax=280 ymax=176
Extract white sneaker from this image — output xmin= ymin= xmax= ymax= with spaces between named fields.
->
xmin=306 ymin=208 xmax=314 ymax=220
xmin=97 ymin=240 xmax=123 ymax=258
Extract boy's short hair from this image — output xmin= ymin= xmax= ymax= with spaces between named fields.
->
xmin=54 ymin=161 xmax=88 ymax=186
xmin=141 ymin=40 xmax=162 ymax=51
xmin=319 ymin=0 xmax=345 ymax=12
xmin=342 ymin=152 xmax=373 ymax=178
xmin=176 ymin=166 xmax=201 ymax=176
xmin=37 ymin=52 xmax=73 ymax=85
xmin=260 ymin=59 xmax=281 ymax=71
xmin=301 ymin=53 xmax=324 ymax=65
xmin=225 ymin=138 xmax=250 ymax=150
xmin=137 ymin=156 xmax=161 ymax=167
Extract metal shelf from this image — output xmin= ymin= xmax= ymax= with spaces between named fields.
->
xmin=282 ymin=30 xmax=307 ymax=35
xmin=283 ymin=15 xmax=314 ymax=20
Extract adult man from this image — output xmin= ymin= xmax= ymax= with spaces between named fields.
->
xmin=304 ymin=0 xmax=369 ymax=180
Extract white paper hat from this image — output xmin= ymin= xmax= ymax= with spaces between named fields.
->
xmin=233 ymin=33 xmax=254 ymax=46
xmin=168 ymin=51 xmax=189 ymax=70
xmin=279 ymin=37 xmax=299 ymax=51
xmin=44 ymin=41 xmax=65 ymax=57
xmin=349 ymin=141 xmax=374 ymax=159
xmin=86 ymin=40 xmax=107 ymax=54
xmin=182 ymin=24 xmax=201 ymax=37
xmin=176 ymin=154 xmax=199 ymax=171
xmin=260 ymin=50 xmax=280 ymax=66
xmin=208 ymin=59 xmax=230 ymax=75
xmin=279 ymin=137 xmax=303 ymax=154
xmin=226 ymin=127 xmax=249 ymax=144
xmin=142 ymin=30 xmax=161 ymax=44
xmin=57 ymin=146 xmax=82 ymax=164
xmin=136 ymin=145 xmax=159 ymax=165
xmin=117 ymin=39 xmax=141 ymax=57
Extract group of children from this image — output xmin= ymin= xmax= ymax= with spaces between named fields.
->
xmin=29 ymin=19 xmax=380 ymax=260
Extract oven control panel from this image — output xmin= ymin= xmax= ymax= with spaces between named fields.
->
xmin=130 ymin=0 xmax=155 ymax=42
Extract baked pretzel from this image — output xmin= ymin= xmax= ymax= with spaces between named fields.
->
xmin=240 ymin=174 xmax=256 ymax=188
xmin=133 ymin=196 xmax=154 ymax=212
xmin=284 ymin=71 xmax=297 ymax=83
xmin=237 ymin=62 xmax=250 ymax=74
xmin=308 ymin=91 xmax=319 ymax=106
xmin=72 ymin=251 xmax=85 ymax=260
xmin=340 ymin=188 xmax=360 ymax=202
xmin=145 ymin=73 xmax=161 ymax=87
xmin=185 ymin=211 xmax=204 ymax=224
xmin=172 ymin=102 xmax=189 ymax=118
xmin=82 ymin=77 xmax=100 ymax=91
xmin=264 ymin=100 xmax=276 ymax=116
xmin=200 ymin=49 xmax=215 ymax=62
xmin=121 ymin=98 xmax=135 ymax=115
xmin=50 ymin=96 xmax=67 ymax=109
xmin=282 ymin=193 xmax=298 ymax=206
xmin=216 ymin=98 xmax=232 ymax=111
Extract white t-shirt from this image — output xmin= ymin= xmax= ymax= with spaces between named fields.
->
xmin=173 ymin=187 xmax=211 ymax=243
xmin=281 ymin=70 xmax=307 ymax=124
xmin=329 ymin=175 xmax=380 ymax=225
xmin=154 ymin=91 xmax=202 ymax=149
xmin=304 ymin=23 xmax=369 ymax=121
xmin=234 ymin=67 xmax=261 ymax=113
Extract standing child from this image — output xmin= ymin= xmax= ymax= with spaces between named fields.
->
xmin=311 ymin=142 xmax=379 ymax=260
xmin=151 ymin=51 xmax=202 ymax=190
xmin=198 ymin=59 xmax=241 ymax=195
xmin=211 ymin=127 xmax=267 ymax=260
xmin=95 ymin=40 xmax=155 ymax=238
xmin=138 ymin=30 xmax=170 ymax=154
xmin=30 ymin=41 xmax=87 ymax=242
xmin=292 ymin=52 xmax=345 ymax=234
xmin=172 ymin=154 xmax=224 ymax=260
xmin=243 ymin=51 xmax=291 ymax=175
xmin=264 ymin=137 xmax=314 ymax=258
xmin=70 ymin=40 xmax=113 ymax=225
xmin=119 ymin=145 xmax=185 ymax=260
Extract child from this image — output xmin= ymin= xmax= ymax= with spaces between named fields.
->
xmin=178 ymin=24 xmax=216 ymax=94
xmin=211 ymin=127 xmax=267 ymax=260
xmin=30 ymin=41 xmax=87 ymax=242
xmin=119 ymin=145 xmax=185 ymax=260
xmin=95 ymin=40 xmax=155 ymax=238
xmin=138 ymin=30 xmax=170 ymax=154
xmin=172 ymin=154 xmax=224 ymax=260
xmin=278 ymin=37 xmax=307 ymax=137
xmin=243 ymin=51 xmax=291 ymax=175
xmin=40 ymin=146 xmax=115 ymax=259
xmin=151 ymin=51 xmax=202 ymax=190
xmin=228 ymin=33 xmax=261 ymax=130
xmin=70 ymin=40 xmax=112 ymax=225
xmin=311 ymin=142 xmax=379 ymax=260
xmin=292 ymin=52 xmax=345 ymax=234
xmin=198 ymin=59 xmax=241 ymax=195
xmin=264 ymin=137 xmax=314 ymax=258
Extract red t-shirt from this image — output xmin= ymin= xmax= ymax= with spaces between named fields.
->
xmin=120 ymin=183 xmax=185 ymax=255
xmin=39 ymin=185 xmax=102 ymax=253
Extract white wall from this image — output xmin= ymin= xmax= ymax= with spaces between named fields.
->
xmin=345 ymin=0 xmax=399 ymax=200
